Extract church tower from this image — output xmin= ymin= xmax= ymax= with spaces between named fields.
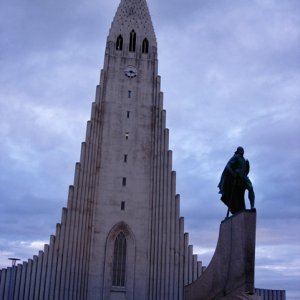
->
xmin=0 ymin=1 xmax=203 ymax=299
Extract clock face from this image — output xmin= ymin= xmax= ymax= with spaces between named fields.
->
xmin=124 ymin=65 xmax=138 ymax=78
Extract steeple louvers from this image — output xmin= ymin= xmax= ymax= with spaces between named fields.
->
xmin=108 ymin=0 xmax=157 ymax=50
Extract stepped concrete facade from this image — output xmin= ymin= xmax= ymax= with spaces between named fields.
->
xmin=0 ymin=0 xmax=203 ymax=299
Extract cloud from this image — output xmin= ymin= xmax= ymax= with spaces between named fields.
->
xmin=0 ymin=239 xmax=48 ymax=268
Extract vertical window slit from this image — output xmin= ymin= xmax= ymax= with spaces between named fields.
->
xmin=129 ymin=30 xmax=136 ymax=52
xmin=116 ymin=35 xmax=123 ymax=51
xmin=142 ymin=38 xmax=149 ymax=54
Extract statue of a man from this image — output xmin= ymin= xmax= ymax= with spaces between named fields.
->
xmin=218 ymin=147 xmax=255 ymax=216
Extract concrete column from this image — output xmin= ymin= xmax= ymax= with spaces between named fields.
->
xmin=164 ymin=150 xmax=172 ymax=300
xmin=188 ymin=245 xmax=193 ymax=284
xmin=149 ymin=103 xmax=160 ymax=300
xmin=197 ymin=261 xmax=203 ymax=278
xmin=39 ymin=244 xmax=49 ymax=299
xmin=13 ymin=264 xmax=22 ymax=300
xmin=76 ymin=141 xmax=92 ymax=299
xmin=83 ymin=111 xmax=102 ymax=298
xmin=24 ymin=259 xmax=33 ymax=299
xmin=44 ymin=235 xmax=55 ymax=300
xmin=169 ymin=171 xmax=176 ymax=300
xmin=19 ymin=262 xmax=27 ymax=299
xmin=71 ymin=142 xmax=88 ymax=299
xmin=55 ymin=209 xmax=67 ymax=299
xmin=96 ymin=72 xmax=105 ymax=103
xmin=64 ymin=163 xmax=81 ymax=299
xmin=153 ymin=105 xmax=161 ymax=300
xmin=192 ymin=255 xmax=197 ymax=281
xmin=4 ymin=268 xmax=10 ymax=300
xmin=34 ymin=251 xmax=44 ymax=299
xmin=8 ymin=266 xmax=17 ymax=300
xmin=49 ymin=224 xmax=61 ymax=299
xmin=184 ymin=233 xmax=189 ymax=286
xmin=160 ymin=129 xmax=168 ymax=299
xmin=29 ymin=255 xmax=38 ymax=299
xmin=0 ymin=269 xmax=6 ymax=299
xmin=61 ymin=190 xmax=73 ymax=299
xmin=174 ymin=195 xmax=180 ymax=299
xmin=179 ymin=217 xmax=185 ymax=300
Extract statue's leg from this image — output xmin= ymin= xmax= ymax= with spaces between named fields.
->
xmin=246 ymin=178 xmax=255 ymax=209
xmin=248 ymin=188 xmax=255 ymax=209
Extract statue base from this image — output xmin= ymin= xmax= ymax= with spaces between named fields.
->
xmin=185 ymin=209 xmax=256 ymax=300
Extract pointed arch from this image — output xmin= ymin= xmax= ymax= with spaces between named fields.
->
xmin=112 ymin=232 xmax=127 ymax=286
xmin=129 ymin=30 xmax=136 ymax=52
xmin=142 ymin=38 xmax=149 ymax=54
xmin=103 ymin=222 xmax=136 ymax=299
xmin=116 ymin=34 xmax=123 ymax=50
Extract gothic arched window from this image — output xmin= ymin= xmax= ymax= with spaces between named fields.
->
xmin=116 ymin=35 xmax=123 ymax=51
xmin=112 ymin=232 xmax=127 ymax=287
xmin=142 ymin=38 xmax=149 ymax=54
xmin=129 ymin=30 xmax=136 ymax=52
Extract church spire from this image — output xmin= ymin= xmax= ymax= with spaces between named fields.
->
xmin=108 ymin=0 xmax=157 ymax=52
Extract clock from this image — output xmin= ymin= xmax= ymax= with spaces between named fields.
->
xmin=124 ymin=65 xmax=138 ymax=78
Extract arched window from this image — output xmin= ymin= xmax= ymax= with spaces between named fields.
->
xmin=112 ymin=232 xmax=127 ymax=287
xmin=129 ymin=30 xmax=136 ymax=52
xmin=142 ymin=38 xmax=149 ymax=54
xmin=116 ymin=35 xmax=123 ymax=51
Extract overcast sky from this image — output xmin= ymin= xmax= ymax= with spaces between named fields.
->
xmin=0 ymin=0 xmax=299 ymax=298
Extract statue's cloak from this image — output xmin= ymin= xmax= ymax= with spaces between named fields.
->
xmin=218 ymin=155 xmax=249 ymax=214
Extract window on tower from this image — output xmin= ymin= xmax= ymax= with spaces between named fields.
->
xmin=116 ymin=35 xmax=123 ymax=51
xmin=129 ymin=30 xmax=136 ymax=52
xmin=112 ymin=232 xmax=126 ymax=287
xmin=142 ymin=38 xmax=149 ymax=54
xmin=121 ymin=201 xmax=125 ymax=210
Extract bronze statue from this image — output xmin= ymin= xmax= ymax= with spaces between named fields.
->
xmin=218 ymin=147 xmax=255 ymax=217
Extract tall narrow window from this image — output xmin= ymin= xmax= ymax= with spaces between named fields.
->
xmin=142 ymin=38 xmax=149 ymax=54
xmin=112 ymin=232 xmax=126 ymax=286
xmin=129 ymin=30 xmax=136 ymax=52
xmin=121 ymin=201 xmax=125 ymax=210
xmin=127 ymin=111 xmax=130 ymax=119
xmin=125 ymin=132 xmax=129 ymax=140
xmin=122 ymin=177 xmax=127 ymax=186
xmin=128 ymin=90 xmax=132 ymax=98
xmin=116 ymin=35 xmax=123 ymax=51
xmin=124 ymin=154 xmax=128 ymax=163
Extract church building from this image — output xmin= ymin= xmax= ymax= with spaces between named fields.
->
xmin=0 ymin=0 xmax=204 ymax=299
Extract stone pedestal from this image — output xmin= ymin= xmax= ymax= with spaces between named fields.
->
xmin=185 ymin=209 xmax=256 ymax=300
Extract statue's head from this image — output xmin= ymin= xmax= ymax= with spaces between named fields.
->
xmin=235 ymin=146 xmax=244 ymax=155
